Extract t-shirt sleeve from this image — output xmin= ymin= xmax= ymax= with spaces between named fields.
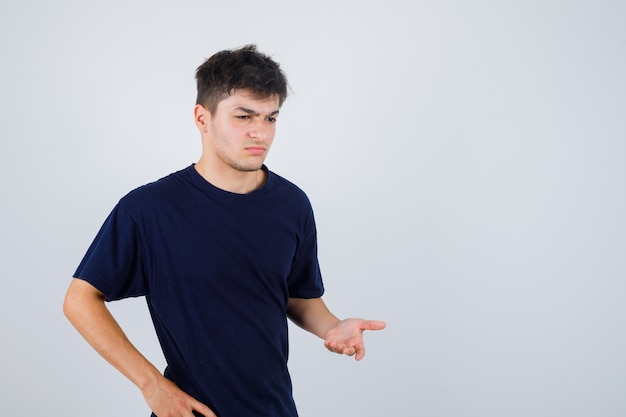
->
xmin=286 ymin=204 xmax=325 ymax=299
xmin=74 ymin=203 xmax=148 ymax=301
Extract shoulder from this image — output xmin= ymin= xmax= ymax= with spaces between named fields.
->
xmin=265 ymin=169 xmax=317 ymax=226
xmin=117 ymin=166 xmax=192 ymax=213
xmin=267 ymin=169 xmax=310 ymax=203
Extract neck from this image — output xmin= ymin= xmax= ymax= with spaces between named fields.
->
xmin=194 ymin=158 xmax=266 ymax=194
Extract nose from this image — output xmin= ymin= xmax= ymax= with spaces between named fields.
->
xmin=249 ymin=119 xmax=268 ymax=141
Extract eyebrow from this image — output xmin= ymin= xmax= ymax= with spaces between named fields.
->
xmin=234 ymin=107 xmax=280 ymax=117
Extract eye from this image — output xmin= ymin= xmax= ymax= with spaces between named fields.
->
xmin=266 ymin=117 xmax=277 ymax=123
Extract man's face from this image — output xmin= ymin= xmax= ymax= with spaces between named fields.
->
xmin=203 ymin=89 xmax=280 ymax=172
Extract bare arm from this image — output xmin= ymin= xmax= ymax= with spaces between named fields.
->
xmin=287 ymin=297 xmax=386 ymax=361
xmin=63 ymin=278 xmax=215 ymax=417
xmin=287 ymin=297 xmax=341 ymax=338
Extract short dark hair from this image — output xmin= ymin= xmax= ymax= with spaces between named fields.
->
xmin=195 ymin=44 xmax=288 ymax=114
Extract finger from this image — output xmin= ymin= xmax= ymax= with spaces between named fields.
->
xmin=333 ymin=343 xmax=347 ymax=354
xmin=342 ymin=346 xmax=356 ymax=356
xmin=192 ymin=399 xmax=217 ymax=417
xmin=354 ymin=344 xmax=366 ymax=361
xmin=324 ymin=340 xmax=341 ymax=354
xmin=327 ymin=340 xmax=347 ymax=354
xmin=362 ymin=320 xmax=387 ymax=331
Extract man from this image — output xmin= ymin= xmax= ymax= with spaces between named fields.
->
xmin=63 ymin=44 xmax=386 ymax=417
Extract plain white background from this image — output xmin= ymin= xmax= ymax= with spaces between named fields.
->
xmin=1 ymin=1 xmax=625 ymax=416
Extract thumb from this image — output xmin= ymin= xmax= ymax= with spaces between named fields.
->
xmin=362 ymin=320 xmax=387 ymax=331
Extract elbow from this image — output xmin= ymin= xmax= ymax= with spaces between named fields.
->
xmin=63 ymin=283 xmax=79 ymax=322
xmin=63 ymin=278 xmax=105 ymax=322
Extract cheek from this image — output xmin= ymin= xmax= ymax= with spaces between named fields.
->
xmin=213 ymin=124 xmax=241 ymax=146
xmin=267 ymin=125 xmax=277 ymax=142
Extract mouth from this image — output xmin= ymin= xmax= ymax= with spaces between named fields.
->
xmin=245 ymin=146 xmax=266 ymax=155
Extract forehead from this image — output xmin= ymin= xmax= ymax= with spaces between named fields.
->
xmin=217 ymin=89 xmax=280 ymax=113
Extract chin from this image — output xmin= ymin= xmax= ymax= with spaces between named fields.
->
xmin=231 ymin=162 xmax=264 ymax=172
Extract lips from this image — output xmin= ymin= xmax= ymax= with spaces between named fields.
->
xmin=245 ymin=146 xmax=266 ymax=155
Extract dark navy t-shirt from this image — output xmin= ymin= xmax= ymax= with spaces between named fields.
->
xmin=74 ymin=165 xmax=324 ymax=417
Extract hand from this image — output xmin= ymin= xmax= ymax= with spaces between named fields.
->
xmin=142 ymin=375 xmax=217 ymax=417
xmin=324 ymin=318 xmax=386 ymax=361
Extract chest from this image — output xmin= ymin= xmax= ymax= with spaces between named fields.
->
xmin=139 ymin=198 xmax=301 ymax=301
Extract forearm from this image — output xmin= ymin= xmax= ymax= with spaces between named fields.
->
xmin=63 ymin=278 xmax=161 ymax=391
xmin=287 ymin=297 xmax=341 ymax=339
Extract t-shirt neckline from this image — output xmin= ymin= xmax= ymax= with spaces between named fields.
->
xmin=185 ymin=164 xmax=272 ymax=199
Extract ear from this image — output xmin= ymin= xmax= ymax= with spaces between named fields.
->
xmin=194 ymin=104 xmax=210 ymax=132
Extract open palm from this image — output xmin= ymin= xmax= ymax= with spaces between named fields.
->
xmin=324 ymin=318 xmax=386 ymax=361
